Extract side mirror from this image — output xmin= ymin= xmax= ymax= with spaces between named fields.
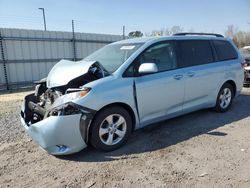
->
xmin=138 ymin=63 xmax=158 ymax=75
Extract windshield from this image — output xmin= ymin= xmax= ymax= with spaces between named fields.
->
xmin=84 ymin=43 xmax=143 ymax=73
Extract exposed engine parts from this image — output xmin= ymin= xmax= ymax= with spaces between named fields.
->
xmin=27 ymin=62 xmax=108 ymax=124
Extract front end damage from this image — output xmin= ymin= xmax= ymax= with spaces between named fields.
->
xmin=20 ymin=60 xmax=107 ymax=155
xmin=21 ymin=94 xmax=95 ymax=155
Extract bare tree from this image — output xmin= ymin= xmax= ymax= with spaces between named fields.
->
xmin=225 ymin=25 xmax=238 ymax=38
xmin=151 ymin=28 xmax=164 ymax=36
xmin=225 ymin=25 xmax=250 ymax=48
xmin=146 ymin=26 xmax=184 ymax=37
xmin=169 ymin=26 xmax=183 ymax=35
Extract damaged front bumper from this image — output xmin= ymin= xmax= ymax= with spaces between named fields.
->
xmin=20 ymin=93 xmax=95 ymax=155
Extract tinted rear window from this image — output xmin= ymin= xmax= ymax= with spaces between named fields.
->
xmin=179 ymin=40 xmax=213 ymax=68
xmin=213 ymin=40 xmax=238 ymax=61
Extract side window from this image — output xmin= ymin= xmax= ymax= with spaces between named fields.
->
xmin=213 ymin=40 xmax=238 ymax=61
xmin=139 ymin=42 xmax=177 ymax=72
xmin=178 ymin=40 xmax=213 ymax=68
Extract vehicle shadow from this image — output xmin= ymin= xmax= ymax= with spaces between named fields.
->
xmin=58 ymin=93 xmax=250 ymax=162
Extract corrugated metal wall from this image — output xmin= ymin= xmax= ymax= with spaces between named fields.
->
xmin=0 ymin=28 xmax=124 ymax=90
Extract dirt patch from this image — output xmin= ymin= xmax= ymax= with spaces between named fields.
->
xmin=0 ymin=89 xmax=250 ymax=187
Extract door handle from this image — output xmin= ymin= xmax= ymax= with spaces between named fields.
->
xmin=173 ymin=74 xmax=183 ymax=80
xmin=187 ymin=71 xmax=195 ymax=77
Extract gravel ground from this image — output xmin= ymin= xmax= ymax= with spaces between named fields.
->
xmin=0 ymin=89 xmax=250 ymax=188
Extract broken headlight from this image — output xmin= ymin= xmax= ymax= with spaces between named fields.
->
xmin=48 ymin=102 xmax=83 ymax=116
xmin=46 ymin=88 xmax=91 ymax=117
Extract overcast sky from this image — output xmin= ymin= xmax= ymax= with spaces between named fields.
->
xmin=0 ymin=0 xmax=249 ymax=35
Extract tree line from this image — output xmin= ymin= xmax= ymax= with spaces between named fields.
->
xmin=224 ymin=25 xmax=250 ymax=48
xmin=128 ymin=25 xmax=250 ymax=48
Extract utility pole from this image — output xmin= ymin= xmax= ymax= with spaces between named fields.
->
xmin=123 ymin=25 xmax=125 ymax=39
xmin=38 ymin=8 xmax=47 ymax=31
xmin=72 ymin=20 xmax=76 ymax=61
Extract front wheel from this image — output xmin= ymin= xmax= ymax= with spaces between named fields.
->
xmin=89 ymin=106 xmax=132 ymax=151
xmin=215 ymin=83 xmax=234 ymax=112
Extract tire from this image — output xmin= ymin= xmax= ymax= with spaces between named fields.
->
xmin=215 ymin=83 xmax=234 ymax=113
xmin=89 ymin=106 xmax=132 ymax=151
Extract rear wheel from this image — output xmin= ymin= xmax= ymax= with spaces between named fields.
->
xmin=90 ymin=106 xmax=132 ymax=151
xmin=215 ymin=83 xmax=234 ymax=112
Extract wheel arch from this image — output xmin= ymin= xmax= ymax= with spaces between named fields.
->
xmin=214 ymin=79 xmax=236 ymax=112
xmin=223 ymin=80 xmax=237 ymax=97
xmin=97 ymin=102 xmax=136 ymax=130
xmin=87 ymin=102 xmax=137 ymax=143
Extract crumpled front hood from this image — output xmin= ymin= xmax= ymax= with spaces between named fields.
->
xmin=46 ymin=59 xmax=96 ymax=88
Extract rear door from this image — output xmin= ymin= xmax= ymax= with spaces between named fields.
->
xmin=177 ymin=39 xmax=224 ymax=113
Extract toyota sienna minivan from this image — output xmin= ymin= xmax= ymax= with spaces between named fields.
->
xmin=21 ymin=33 xmax=244 ymax=155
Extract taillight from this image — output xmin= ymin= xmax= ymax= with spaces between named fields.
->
xmin=241 ymin=60 xmax=250 ymax=68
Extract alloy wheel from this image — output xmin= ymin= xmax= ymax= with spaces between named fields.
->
xmin=219 ymin=88 xmax=232 ymax=109
xmin=99 ymin=114 xmax=127 ymax=146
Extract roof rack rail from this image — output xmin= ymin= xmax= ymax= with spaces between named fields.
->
xmin=173 ymin=32 xmax=224 ymax=38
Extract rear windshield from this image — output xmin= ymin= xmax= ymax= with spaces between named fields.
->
xmin=213 ymin=40 xmax=238 ymax=61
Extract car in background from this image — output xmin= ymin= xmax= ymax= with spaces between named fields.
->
xmin=240 ymin=46 xmax=250 ymax=87
xmin=20 ymin=33 xmax=244 ymax=155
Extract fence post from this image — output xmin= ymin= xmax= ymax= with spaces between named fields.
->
xmin=72 ymin=20 xmax=77 ymax=61
xmin=0 ymin=31 xmax=9 ymax=90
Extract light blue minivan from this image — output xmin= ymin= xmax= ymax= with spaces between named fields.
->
xmin=21 ymin=33 xmax=244 ymax=155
